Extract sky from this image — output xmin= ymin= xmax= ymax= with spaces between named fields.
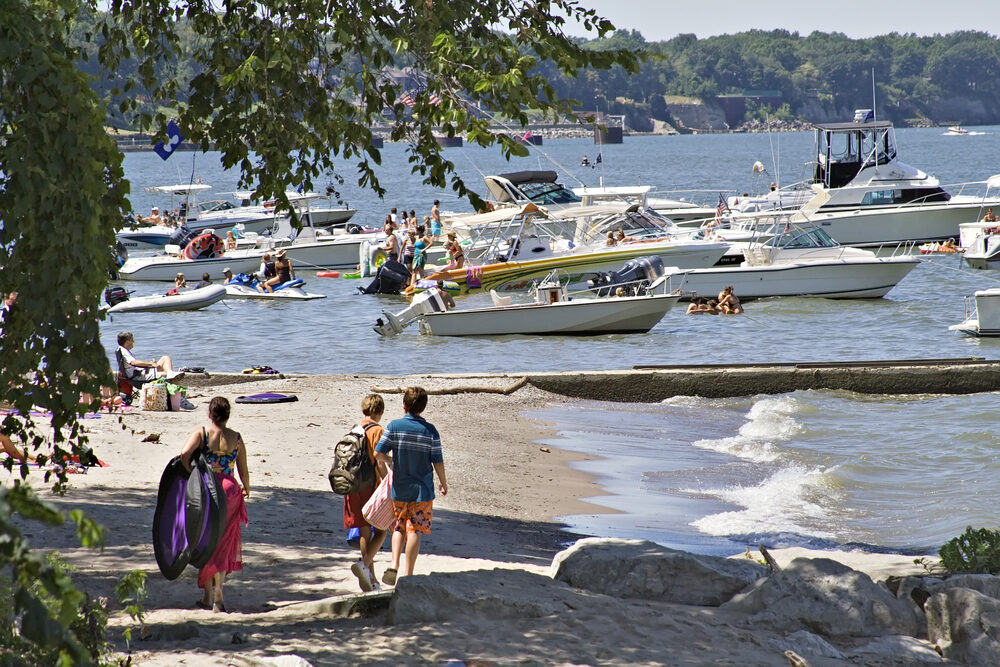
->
xmin=563 ymin=0 xmax=1000 ymax=41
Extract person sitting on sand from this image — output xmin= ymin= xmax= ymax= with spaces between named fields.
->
xmin=181 ymin=397 xmax=249 ymax=613
xmin=717 ymin=285 xmax=743 ymax=314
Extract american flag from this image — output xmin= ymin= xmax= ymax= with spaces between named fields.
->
xmin=715 ymin=193 xmax=728 ymax=220
xmin=428 ymin=93 xmax=441 ymax=106
xmin=400 ymin=92 xmax=416 ymax=108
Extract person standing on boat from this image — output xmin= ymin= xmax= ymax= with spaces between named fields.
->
xmin=430 ymin=200 xmax=442 ymax=241
xmin=983 ymin=208 xmax=998 ymax=223
xmin=443 ymin=232 xmax=464 ymax=270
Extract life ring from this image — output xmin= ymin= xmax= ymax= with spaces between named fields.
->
xmin=183 ymin=233 xmax=225 ymax=260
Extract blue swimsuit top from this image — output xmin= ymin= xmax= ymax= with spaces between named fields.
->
xmin=202 ymin=428 xmax=239 ymax=475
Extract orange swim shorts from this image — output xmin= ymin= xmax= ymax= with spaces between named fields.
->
xmin=391 ymin=500 xmax=433 ymax=534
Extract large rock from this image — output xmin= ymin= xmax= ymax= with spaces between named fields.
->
xmin=550 ymin=538 xmax=767 ymax=606
xmin=926 ymin=587 xmax=1000 ymax=663
xmin=768 ymin=630 xmax=845 ymax=659
xmin=722 ymin=557 xmax=921 ymax=638
xmin=388 ymin=568 xmax=584 ymax=624
xmin=847 ymin=635 xmax=943 ymax=663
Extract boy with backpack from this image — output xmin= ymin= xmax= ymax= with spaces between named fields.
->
xmin=374 ymin=386 xmax=448 ymax=585
xmin=340 ymin=394 xmax=389 ymax=592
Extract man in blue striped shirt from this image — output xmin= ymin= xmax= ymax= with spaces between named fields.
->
xmin=375 ymin=386 xmax=448 ymax=584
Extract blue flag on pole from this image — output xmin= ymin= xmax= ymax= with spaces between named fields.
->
xmin=153 ymin=120 xmax=184 ymax=160
xmin=595 ymin=152 xmax=602 ymax=164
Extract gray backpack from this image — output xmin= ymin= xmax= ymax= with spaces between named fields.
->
xmin=328 ymin=422 xmax=378 ymax=495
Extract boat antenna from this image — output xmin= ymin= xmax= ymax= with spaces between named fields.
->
xmin=766 ymin=112 xmax=779 ymax=194
xmin=871 ymin=68 xmax=877 ymax=124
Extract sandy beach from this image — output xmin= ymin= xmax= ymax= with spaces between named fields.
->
xmin=7 ymin=372 xmax=944 ymax=665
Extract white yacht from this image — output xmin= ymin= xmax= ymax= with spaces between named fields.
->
xmin=764 ymin=111 xmax=1000 ymax=247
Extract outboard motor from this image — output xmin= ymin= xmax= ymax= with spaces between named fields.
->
xmin=104 ymin=286 xmax=130 ymax=307
xmin=588 ymin=256 xmax=665 ymax=296
xmin=358 ymin=257 xmax=411 ymax=295
xmin=374 ymin=289 xmax=450 ymax=336
xmin=169 ymin=224 xmax=198 ymax=249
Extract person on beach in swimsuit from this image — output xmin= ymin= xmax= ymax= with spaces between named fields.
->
xmin=374 ymin=386 xmax=448 ymax=585
xmin=180 ymin=397 xmax=250 ymax=612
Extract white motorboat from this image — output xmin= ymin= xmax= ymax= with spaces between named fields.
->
xmin=946 ymin=125 xmax=969 ymax=135
xmin=104 ymin=285 xmax=227 ymax=313
xmin=374 ymin=275 xmax=681 ymax=337
xmin=223 ymin=277 xmax=326 ymax=300
xmin=950 ymin=288 xmax=1000 ymax=336
xmin=955 ymin=176 xmax=1000 ymax=269
xmin=663 ymin=220 xmax=919 ymax=300
xmin=742 ymin=111 xmax=1000 ymax=247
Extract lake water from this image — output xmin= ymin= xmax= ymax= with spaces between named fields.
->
xmin=108 ymin=126 xmax=1000 ymax=556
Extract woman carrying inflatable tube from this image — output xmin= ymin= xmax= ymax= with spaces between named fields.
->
xmin=180 ymin=396 xmax=250 ymax=613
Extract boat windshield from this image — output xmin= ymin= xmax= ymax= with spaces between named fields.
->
xmin=199 ymin=200 xmax=237 ymax=214
xmin=768 ymin=226 xmax=839 ymax=249
xmin=519 ymin=181 xmax=582 ymax=206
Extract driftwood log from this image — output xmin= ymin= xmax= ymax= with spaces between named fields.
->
xmin=372 ymin=377 xmax=529 ymax=396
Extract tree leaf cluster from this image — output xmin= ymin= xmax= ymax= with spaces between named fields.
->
xmin=939 ymin=525 xmax=1000 ymax=575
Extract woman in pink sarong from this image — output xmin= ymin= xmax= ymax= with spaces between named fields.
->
xmin=181 ymin=396 xmax=250 ymax=613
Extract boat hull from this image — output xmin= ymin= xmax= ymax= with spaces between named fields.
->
xmin=107 ymin=285 xmax=227 ymax=313
xmin=794 ymin=200 xmax=999 ymax=248
xmin=224 ymin=284 xmax=325 ymax=300
xmin=417 ymin=293 xmax=681 ymax=336
xmin=116 ymin=227 xmax=176 ymax=252
xmin=666 ymin=256 xmax=919 ymax=299
xmin=426 ymin=242 xmax=729 ymax=295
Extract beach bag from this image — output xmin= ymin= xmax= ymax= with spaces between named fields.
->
xmin=362 ymin=468 xmax=395 ymax=530
xmin=328 ymin=423 xmax=378 ymax=495
xmin=140 ymin=383 xmax=168 ymax=411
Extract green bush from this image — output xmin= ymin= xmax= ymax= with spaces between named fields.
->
xmin=939 ymin=526 xmax=1000 ymax=574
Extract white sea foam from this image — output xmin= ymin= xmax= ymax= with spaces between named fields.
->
xmin=692 ymin=395 xmax=803 ymax=462
xmin=688 ymin=465 xmax=835 ymax=539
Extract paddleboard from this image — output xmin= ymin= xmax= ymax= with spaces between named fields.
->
xmin=235 ymin=392 xmax=299 ymax=404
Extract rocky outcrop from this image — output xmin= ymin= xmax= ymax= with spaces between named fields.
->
xmin=722 ymin=557 xmax=921 ymax=638
xmin=550 ymin=537 xmax=767 ymax=606
xmin=926 ymin=586 xmax=1000 ymax=663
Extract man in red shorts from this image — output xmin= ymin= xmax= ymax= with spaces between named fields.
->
xmin=374 ymin=386 xmax=448 ymax=585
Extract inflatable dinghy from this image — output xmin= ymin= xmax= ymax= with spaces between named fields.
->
xmin=235 ymin=392 xmax=298 ymax=404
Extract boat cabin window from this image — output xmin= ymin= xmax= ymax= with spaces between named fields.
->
xmin=861 ymin=190 xmax=896 ymax=206
xmin=518 ymin=181 xmax=582 ymax=206
xmin=814 ymin=124 xmax=897 ymax=189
